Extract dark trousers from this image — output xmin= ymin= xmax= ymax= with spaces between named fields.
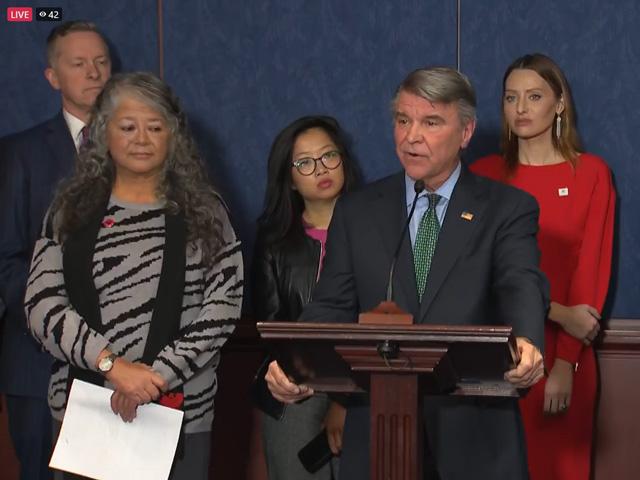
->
xmin=5 ymin=394 xmax=53 ymax=480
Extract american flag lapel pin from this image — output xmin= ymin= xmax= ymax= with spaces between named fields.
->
xmin=460 ymin=211 xmax=474 ymax=221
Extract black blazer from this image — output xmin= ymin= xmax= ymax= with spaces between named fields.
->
xmin=0 ymin=112 xmax=75 ymax=397
xmin=300 ymin=166 xmax=549 ymax=479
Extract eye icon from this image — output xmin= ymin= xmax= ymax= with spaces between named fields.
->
xmin=35 ymin=7 xmax=63 ymax=21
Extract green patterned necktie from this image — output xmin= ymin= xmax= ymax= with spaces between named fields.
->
xmin=414 ymin=193 xmax=441 ymax=300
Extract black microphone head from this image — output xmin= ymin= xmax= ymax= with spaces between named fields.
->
xmin=414 ymin=180 xmax=425 ymax=194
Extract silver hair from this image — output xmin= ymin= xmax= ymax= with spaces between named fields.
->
xmin=392 ymin=67 xmax=477 ymax=125
xmin=52 ymin=72 xmax=225 ymax=266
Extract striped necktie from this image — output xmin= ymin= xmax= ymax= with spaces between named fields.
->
xmin=414 ymin=193 xmax=441 ymax=300
xmin=80 ymin=126 xmax=89 ymax=148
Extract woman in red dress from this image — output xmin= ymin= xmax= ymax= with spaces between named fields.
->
xmin=471 ymin=53 xmax=615 ymax=480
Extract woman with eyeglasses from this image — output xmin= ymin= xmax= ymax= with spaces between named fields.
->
xmin=252 ymin=116 xmax=360 ymax=479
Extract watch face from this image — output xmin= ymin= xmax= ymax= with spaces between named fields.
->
xmin=99 ymin=356 xmax=114 ymax=372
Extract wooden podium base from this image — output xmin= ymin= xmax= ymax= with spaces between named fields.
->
xmin=370 ymin=373 xmax=423 ymax=480
xmin=258 ymin=321 xmax=519 ymax=480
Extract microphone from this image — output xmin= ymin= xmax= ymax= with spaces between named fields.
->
xmin=385 ymin=179 xmax=425 ymax=301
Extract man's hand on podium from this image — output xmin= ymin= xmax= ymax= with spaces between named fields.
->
xmin=265 ymin=360 xmax=314 ymax=403
xmin=504 ymin=337 xmax=544 ymax=388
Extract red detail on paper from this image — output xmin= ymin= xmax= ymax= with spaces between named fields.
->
xmin=102 ymin=218 xmax=115 ymax=228
xmin=159 ymin=392 xmax=184 ymax=410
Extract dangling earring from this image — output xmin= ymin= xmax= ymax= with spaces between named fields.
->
xmin=508 ymin=128 xmax=512 ymax=141
xmin=555 ymin=114 xmax=562 ymax=139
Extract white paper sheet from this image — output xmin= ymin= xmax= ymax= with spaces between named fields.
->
xmin=50 ymin=379 xmax=184 ymax=480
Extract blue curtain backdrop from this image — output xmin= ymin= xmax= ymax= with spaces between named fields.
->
xmin=0 ymin=0 xmax=158 ymax=131
xmin=1 ymin=0 xmax=637 ymax=317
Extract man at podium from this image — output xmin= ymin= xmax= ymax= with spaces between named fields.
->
xmin=265 ymin=67 xmax=547 ymax=479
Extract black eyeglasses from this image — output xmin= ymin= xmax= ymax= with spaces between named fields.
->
xmin=291 ymin=150 xmax=342 ymax=176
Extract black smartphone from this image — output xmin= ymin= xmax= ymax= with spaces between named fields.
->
xmin=298 ymin=429 xmax=334 ymax=473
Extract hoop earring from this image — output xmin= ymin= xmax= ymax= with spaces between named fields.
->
xmin=555 ymin=114 xmax=562 ymax=139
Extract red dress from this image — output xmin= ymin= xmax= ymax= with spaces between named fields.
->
xmin=470 ymin=153 xmax=615 ymax=480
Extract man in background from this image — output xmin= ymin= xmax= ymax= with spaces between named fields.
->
xmin=0 ymin=20 xmax=111 ymax=479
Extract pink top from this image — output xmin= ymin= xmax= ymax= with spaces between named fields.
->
xmin=304 ymin=226 xmax=328 ymax=279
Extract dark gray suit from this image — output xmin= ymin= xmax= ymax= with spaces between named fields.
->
xmin=0 ymin=112 xmax=76 ymax=480
xmin=300 ymin=166 xmax=548 ymax=479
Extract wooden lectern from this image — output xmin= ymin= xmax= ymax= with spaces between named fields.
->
xmin=257 ymin=321 xmax=520 ymax=480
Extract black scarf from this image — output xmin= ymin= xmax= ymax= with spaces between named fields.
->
xmin=62 ymin=201 xmax=186 ymax=396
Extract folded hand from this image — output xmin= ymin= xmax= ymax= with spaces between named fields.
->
xmin=106 ymin=359 xmax=167 ymax=404
xmin=559 ymin=304 xmax=601 ymax=345
xmin=264 ymin=360 xmax=314 ymax=403
xmin=110 ymin=390 xmax=138 ymax=423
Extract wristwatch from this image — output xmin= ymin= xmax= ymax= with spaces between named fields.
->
xmin=98 ymin=353 xmax=118 ymax=374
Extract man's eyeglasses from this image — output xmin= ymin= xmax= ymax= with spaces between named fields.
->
xmin=291 ymin=150 xmax=342 ymax=176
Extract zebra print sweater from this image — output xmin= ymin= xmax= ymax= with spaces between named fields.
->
xmin=25 ymin=196 xmax=243 ymax=433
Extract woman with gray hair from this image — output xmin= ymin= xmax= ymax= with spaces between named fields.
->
xmin=25 ymin=72 xmax=243 ymax=479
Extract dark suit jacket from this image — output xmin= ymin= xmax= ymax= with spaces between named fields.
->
xmin=0 ymin=112 xmax=75 ymax=397
xmin=300 ymin=166 xmax=548 ymax=479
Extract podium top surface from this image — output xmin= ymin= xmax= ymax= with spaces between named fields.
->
xmin=257 ymin=321 xmax=514 ymax=344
